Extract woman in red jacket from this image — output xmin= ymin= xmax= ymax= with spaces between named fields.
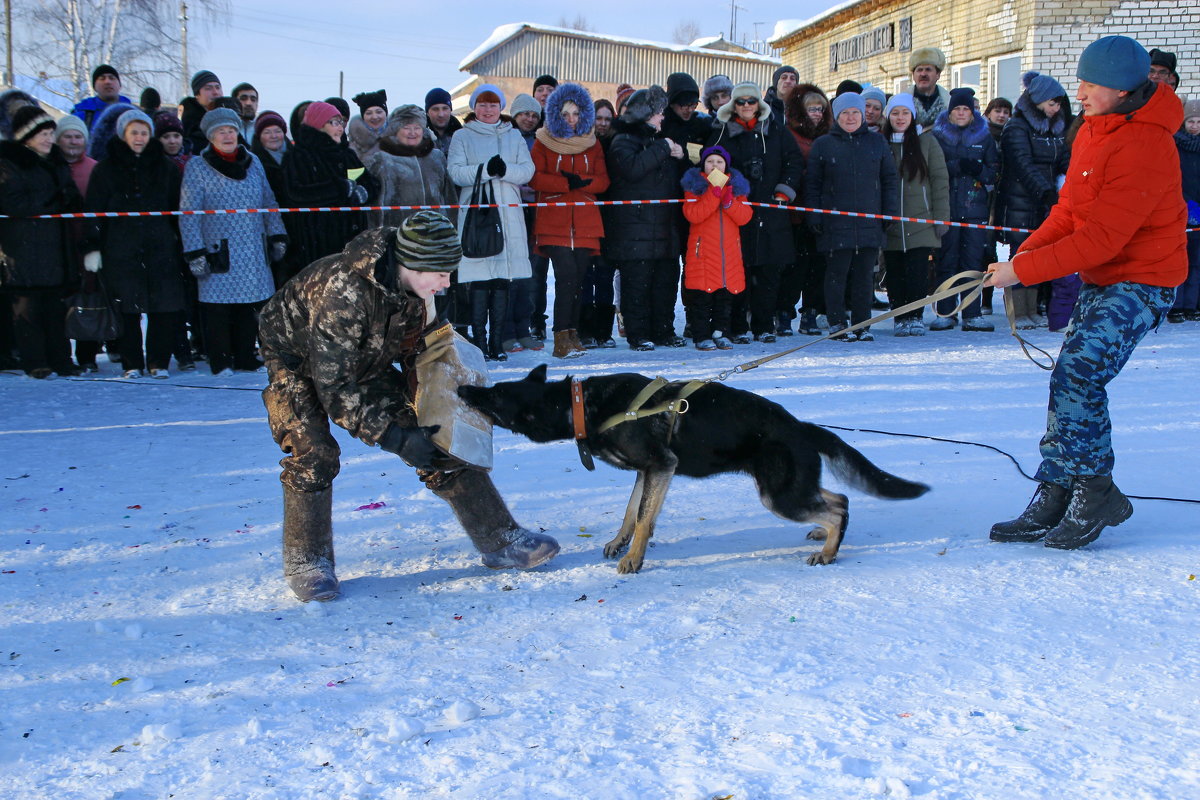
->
xmin=529 ymin=82 xmax=610 ymax=358
xmin=986 ymin=36 xmax=1187 ymax=550
xmin=681 ymin=145 xmax=753 ymax=350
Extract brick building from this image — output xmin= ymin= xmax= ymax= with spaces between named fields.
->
xmin=769 ymin=0 xmax=1198 ymax=105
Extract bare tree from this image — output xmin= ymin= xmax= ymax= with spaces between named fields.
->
xmin=15 ymin=0 xmax=228 ymax=105
xmin=673 ymin=19 xmax=702 ymax=45
xmin=555 ymin=15 xmax=594 ymax=33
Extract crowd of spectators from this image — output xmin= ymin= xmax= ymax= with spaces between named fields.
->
xmin=0 ymin=44 xmax=1195 ymax=378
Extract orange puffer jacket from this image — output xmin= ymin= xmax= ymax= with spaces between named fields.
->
xmin=681 ymin=167 xmax=753 ymax=294
xmin=1014 ymin=82 xmax=1187 ymax=288
xmin=529 ymin=138 xmax=610 ymax=253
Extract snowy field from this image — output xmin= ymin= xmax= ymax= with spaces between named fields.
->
xmin=3 ymin=315 xmax=1199 ymax=799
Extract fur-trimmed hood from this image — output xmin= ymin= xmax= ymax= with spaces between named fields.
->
xmin=544 ymin=82 xmax=595 ymax=138
xmin=87 ymin=101 xmax=139 ymax=160
xmin=681 ymin=166 xmax=750 ymax=197
xmin=1013 ymin=92 xmax=1069 ymax=136
xmin=347 ymin=115 xmax=385 ymax=153
xmin=378 ymin=135 xmax=434 ymax=158
xmin=932 ymin=110 xmax=991 ymax=146
xmin=784 ymin=82 xmax=831 ymax=139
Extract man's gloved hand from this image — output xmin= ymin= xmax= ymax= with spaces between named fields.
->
xmin=270 ymin=241 xmax=287 ymax=262
xmin=562 ymin=170 xmax=591 ymax=191
xmin=1041 ymin=188 xmax=1059 ymax=208
xmin=486 ymin=154 xmax=507 ymax=178
xmin=379 ymin=423 xmax=443 ymax=470
xmin=188 ymin=256 xmax=210 ymax=277
xmin=959 ymin=158 xmax=983 ymax=177
xmin=83 ymin=251 xmax=102 ymax=273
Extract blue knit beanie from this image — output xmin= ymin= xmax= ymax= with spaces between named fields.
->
xmin=861 ymin=86 xmax=887 ymax=107
xmin=883 ymin=93 xmax=917 ymax=120
xmin=424 ymin=87 xmax=452 ymax=111
xmin=1076 ymin=35 xmax=1151 ymax=91
xmin=115 ymin=108 xmax=153 ymax=140
xmin=948 ymin=87 xmax=976 ymax=111
xmin=469 ymin=84 xmax=506 ymax=110
xmin=1023 ymin=71 xmax=1065 ymax=104
xmin=831 ymin=92 xmax=865 ymax=120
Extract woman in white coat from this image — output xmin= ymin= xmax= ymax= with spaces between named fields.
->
xmin=446 ymin=84 xmax=534 ymax=361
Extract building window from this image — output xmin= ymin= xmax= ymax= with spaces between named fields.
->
xmin=988 ymin=53 xmax=1022 ymax=103
xmin=893 ymin=76 xmax=913 ymax=95
xmin=953 ymin=63 xmax=981 ymax=90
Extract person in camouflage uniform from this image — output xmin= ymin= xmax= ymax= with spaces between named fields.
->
xmin=986 ymin=36 xmax=1187 ymax=551
xmin=258 ymin=211 xmax=560 ymax=602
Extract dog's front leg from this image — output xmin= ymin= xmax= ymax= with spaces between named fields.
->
xmin=604 ymin=472 xmax=646 ymax=559
xmin=618 ymin=468 xmax=675 ymax=574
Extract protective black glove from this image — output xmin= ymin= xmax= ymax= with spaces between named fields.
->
xmin=486 ymin=154 xmax=507 ymax=178
xmin=378 ymin=423 xmax=443 ymax=470
xmin=958 ymin=158 xmax=983 ymax=177
xmin=562 ymin=170 xmax=592 ymax=191
xmin=1041 ymin=188 xmax=1059 ymax=208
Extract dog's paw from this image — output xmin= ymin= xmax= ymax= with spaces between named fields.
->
xmin=806 ymin=552 xmax=837 ymax=566
xmin=603 ymin=539 xmax=628 ymax=558
xmin=616 ymin=555 xmax=643 ymax=574
xmin=806 ymin=528 xmax=828 ymax=541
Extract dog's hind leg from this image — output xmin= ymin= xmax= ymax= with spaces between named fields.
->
xmin=617 ymin=468 xmax=675 ymax=574
xmin=804 ymin=489 xmax=848 ymax=565
xmin=604 ymin=472 xmax=646 ymax=559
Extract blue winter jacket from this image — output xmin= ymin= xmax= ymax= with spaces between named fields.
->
xmin=72 ymin=95 xmax=133 ymax=131
xmin=932 ymin=111 xmax=999 ymax=222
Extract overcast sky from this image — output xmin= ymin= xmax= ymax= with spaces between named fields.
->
xmin=192 ymin=1 xmax=840 ymax=116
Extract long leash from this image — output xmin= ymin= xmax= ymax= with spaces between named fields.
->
xmin=595 ymin=271 xmax=1055 ymax=435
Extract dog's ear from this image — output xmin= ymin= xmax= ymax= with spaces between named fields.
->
xmin=525 ymin=363 xmax=548 ymax=384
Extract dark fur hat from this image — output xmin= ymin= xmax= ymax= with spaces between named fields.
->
xmin=0 ymin=89 xmax=39 ymax=139
xmin=544 ymin=83 xmax=596 ymax=138
xmin=621 ymin=85 xmax=667 ymax=124
xmin=352 ymin=89 xmax=388 ymax=115
xmin=87 ymin=101 xmax=137 ymax=159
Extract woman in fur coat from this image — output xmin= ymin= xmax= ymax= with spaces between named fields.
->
xmin=930 ymin=88 xmax=999 ymax=331
xmin=529 ymin=82 xmax=610 ymax=358
xmin=681 ymin=145 xmax=752 ymax=350
xmin=347 ymin=89 xmax=387 ymax=163
xmin=995 ymin=71 xmax=1073 ymax=329
xmin=447 ymin=85 xmax=535 ymax=361
xmin=362 ymin=105 xmax=455 ymax=228
xmin=84 ymin=109 xmax=186 ymax=378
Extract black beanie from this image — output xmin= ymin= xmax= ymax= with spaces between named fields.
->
xmin=666 ymin=72 xmax=700 ymax=107
xmin=191 ymin=70 xmax=220 ymax=96
xmin=140 ymin=87 xmax=161 ymax=112
xmin=835 ymin=79 xmax=863 ymax=97
xmin=92 ymin=64 xmax=119 ymax=85
xmin=324 ymin=96 xmax=351 ymax=121
xmin=352 ymin=89 xmax=388 ymax=115
xmin=533 ymin=74 xmax=558 ymax=92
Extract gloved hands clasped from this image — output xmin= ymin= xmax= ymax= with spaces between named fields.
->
xmin=486 ymin=154 xmax=507 ymax=178
xmin=561 ymin=170 xmax=592 ymax=192
xmin=344 ymin=178 xmax=368 ymax=205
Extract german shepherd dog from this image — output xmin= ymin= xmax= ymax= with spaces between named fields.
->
xmin=459 ymin=365 xmax=929 ymax=574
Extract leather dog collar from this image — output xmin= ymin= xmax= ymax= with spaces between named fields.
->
xmin=571 ymin=376 xmax=596 ymax=471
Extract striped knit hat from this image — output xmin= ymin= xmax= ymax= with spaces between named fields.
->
xmin=11 ymin=106 xmax=56 ymax=143
xmin=393 ymin=211 xmax=461 ymax=272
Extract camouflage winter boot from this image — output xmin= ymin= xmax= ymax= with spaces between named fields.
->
xmin=990 ymin=481 xmax=1070 ymax=543
xmin=282 ymin=486 xmax=340 ymax=602
xmin=422 ymin=469 xmax=560 ymax=568
xmin=1043 ymin=475 xmax=1133 ymax=550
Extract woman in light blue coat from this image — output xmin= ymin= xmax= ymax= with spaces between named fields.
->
xmin=180 ymin=108 xmax=287 ymax=375
xmin=446 ymin=85 xmax=535 ymax=360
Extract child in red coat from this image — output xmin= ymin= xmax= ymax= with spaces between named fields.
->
xmin=681 ymin=145 xmax=753 ymax=349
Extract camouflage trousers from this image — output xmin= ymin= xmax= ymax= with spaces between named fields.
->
xmin=1035 ymin=281 xmax=1175 ymax=486
xmin=262 ymin=359 xmax=415 ymax=493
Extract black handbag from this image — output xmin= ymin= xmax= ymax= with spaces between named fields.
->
xmin=205 ymin=239 xmax=231 ymax=274
xmin=460 ymin=164 xmax=504 ymax=259
xmin=64 ymin=279 xmax=122 ymax=342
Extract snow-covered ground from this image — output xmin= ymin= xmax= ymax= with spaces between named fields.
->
xmin=3 ymin=316 xmax=1199 ymax=799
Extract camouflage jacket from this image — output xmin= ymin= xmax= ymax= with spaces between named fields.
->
xmin=258 ymin=226 xmax=432 ymax=446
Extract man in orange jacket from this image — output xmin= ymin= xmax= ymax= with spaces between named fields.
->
xmin=985 ymin=35 xmax=1186 ymax=550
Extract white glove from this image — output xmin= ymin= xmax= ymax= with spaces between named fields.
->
xmin=270 ymin=241 xmax=287 ymax=262
xmin=188 ymin=256 xmax=210 ymax=277
xmin=84 ymin=251 xmax=102 ymax=272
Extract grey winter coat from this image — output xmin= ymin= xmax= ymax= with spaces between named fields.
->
xmin=363 ymin=131 xmax=456 ymax=228
xmin=804 ymin=124 xmax=900 ymax=253
xmin=446 ymin=117 xmax=534 ymax=283
xmin=885 ymin=130 xmax=950 ymax=252
xmin=180 ymin=147 xmax=286 ymax=304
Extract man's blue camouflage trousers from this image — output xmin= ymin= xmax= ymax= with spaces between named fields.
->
xmin=1035 ymin=281 xmax=1176 ymax=486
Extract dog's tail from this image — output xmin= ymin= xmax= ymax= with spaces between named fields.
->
xmin=806 ymin=423 xmax=930 ymax=499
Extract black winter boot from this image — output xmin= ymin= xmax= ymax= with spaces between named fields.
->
xmin=990 ymin=482 xmax=1071 ymax=542
xmin=487 ymin=282 xmax=509 ymax=361
xmin=282 ymin=486 xmax=340 ymax=602
xmin=469 ymin=284 xmax=490 ymax=355
xmin=578 ymin=305 xmax=598 ymax=348
xmin=594 ymin=305 xmax=617 ymax=347
xmin=422 ymin=469 xmax=560 ymax=568
xmin=1043 ymin=475 xmax=1133 ymax=550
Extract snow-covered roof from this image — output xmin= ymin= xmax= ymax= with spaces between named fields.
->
xmin=689 ymin=35 xmax=725 ymax=48
xmin=460 ymin=22 xmax=781 ymax=71
xmin=770 ymin=0 xmax=872 ymax=45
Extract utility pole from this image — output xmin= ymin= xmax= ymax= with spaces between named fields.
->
xmin=4 ymin=0 xmax=13 ymax=87
xmin=338 ymin=70 xmax=343 ymax=98
xmin=179 ymin=1 xmax=189 ymax=100
xmin=752 ymin=22 xmax=763 ymax=54
xmin=728 ymin=1 xmax=746 ymax=45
